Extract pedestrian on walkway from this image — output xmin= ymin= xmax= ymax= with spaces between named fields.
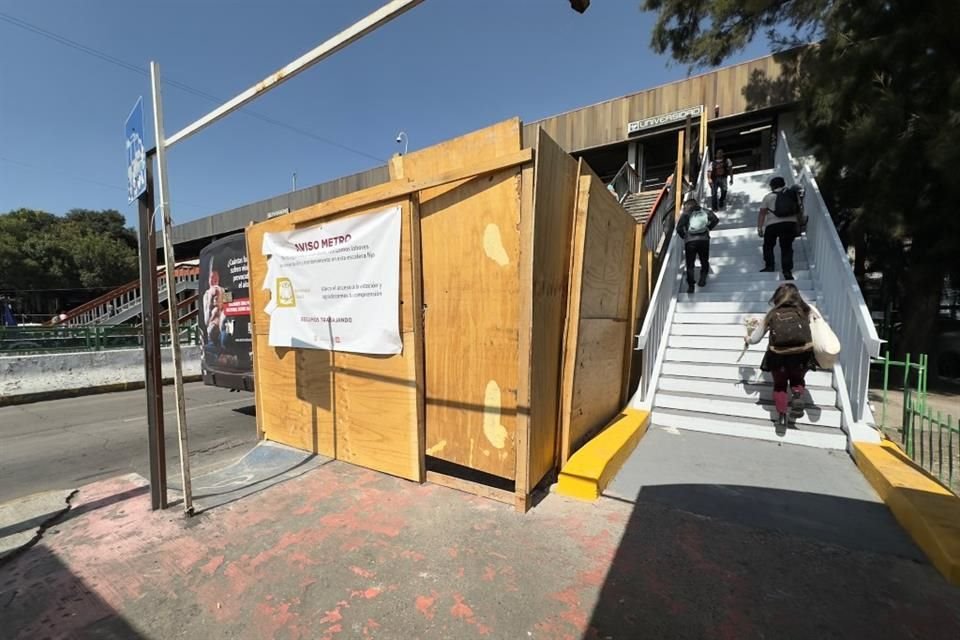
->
xmin=676 ymin=196 xmax=719 ymax=294
xmin=708 ymin=149 xmax=733 ymax=210
xmin=744 ymin=283 xmax=817 ymax=428
xmin=758 ymin=176 xmax=804 ymax=280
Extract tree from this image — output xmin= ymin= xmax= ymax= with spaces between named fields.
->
xmin=642 ymin=0 xmax=960 ymax=370
xmin=0 ymin=208 xmax=140 ymax=293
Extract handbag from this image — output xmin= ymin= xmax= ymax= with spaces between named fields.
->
xmin=810 ymin=307 xmax=841 ymax=369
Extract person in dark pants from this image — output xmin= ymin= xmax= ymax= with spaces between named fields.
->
xmin=676 ymin=197 xmax=719 ymax=294
xmin=708 ymin=149 xmax=734 ymax=210
xmin=744 ymin=283 xmax=817 ymax=429
xmin=758 ymin=176 xmax=803 ymax=280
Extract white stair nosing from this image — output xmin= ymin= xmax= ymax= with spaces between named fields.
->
xmin=655 ymin=393 xmax=842 ymax=428
xmin=677 ymin=291 xmax=815 ymax=303
xmin=651 ymin=410 xmax=847 ymax=450
xmin=669 ymin=335 xmax=770 ymax=350
xmin=657 ymin=376 xmax=837 ymax=405
xmin=659 ymin=362 xmax=834 ymax=387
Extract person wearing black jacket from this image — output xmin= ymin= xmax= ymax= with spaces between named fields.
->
xmin=676 ymin=197 xmax=720 ymax=294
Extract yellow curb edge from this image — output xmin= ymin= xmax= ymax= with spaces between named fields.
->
xmin=853 ymin=439 xmax=960 ymax=586
xmin=557 ymin=408 xmax=651 ymax=501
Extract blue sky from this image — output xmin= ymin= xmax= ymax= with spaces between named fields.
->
xmin=0 ymin=1 xmax=772 ymax=228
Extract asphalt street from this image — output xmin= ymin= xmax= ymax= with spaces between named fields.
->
xmin=0 ymin=383 xmax=258 ymax=503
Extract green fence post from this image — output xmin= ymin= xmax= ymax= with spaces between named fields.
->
xmin=881 ymin=351 xmax=891 ymax=430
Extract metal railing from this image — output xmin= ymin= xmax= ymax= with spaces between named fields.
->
xmin=776 ymin=131 xmax=883 ymax=427
xmin=608 ymin=161 xmax=641 ymax=203
xmin=0 ymin=324 xmax=199 ymax=355
xmin=633 ymin=148 xmax=711 ymax=407
xmin=60 ymin=263 xmax=200 ymax=327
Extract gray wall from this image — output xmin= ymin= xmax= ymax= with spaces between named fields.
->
xmin=172 ymin=165 xmax=391 ymax=248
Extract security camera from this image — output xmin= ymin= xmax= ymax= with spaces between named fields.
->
xmin=396 ymin=135 xmax=403 ymax=143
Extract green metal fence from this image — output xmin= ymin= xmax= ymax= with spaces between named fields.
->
xmin=0 ymin=325 xmax=199 ymax=354
xmin=873 ymin=352 xmax=959 ymax=493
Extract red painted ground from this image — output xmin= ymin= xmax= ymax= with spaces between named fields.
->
xmin=2 ymin=461 xmax=960 ymax=639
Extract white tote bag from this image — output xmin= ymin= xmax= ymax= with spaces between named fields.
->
xmin=810 ymin=307 xmax=841 ymax=369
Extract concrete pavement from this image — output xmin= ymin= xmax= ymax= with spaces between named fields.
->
xmin=0 ymin=383 xmax=258 ymax=503
xmin=3 ymin=458 xmax=959 ymax=639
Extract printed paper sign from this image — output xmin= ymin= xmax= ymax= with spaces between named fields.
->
xmin=261 ymin=206 xmax=402 ymax=354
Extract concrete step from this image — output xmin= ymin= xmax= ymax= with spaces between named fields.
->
xmin=658 ymin=376 xmax=837 ymax=406
xmin=655 ymin=392 xmax=843 ymax=428
xmin=669 ymin=335 xmax=770 ymax=351
xmin=659 ymin=361 xmax=834 ymax=387
xmin=687 ymin=278 xmax=814 ymax=292
xmin=665 ymin=346 xmax=766 ymax=367
xmin=677 ymin=289 xmax=815 ymax=303
xmin=701 ymin=265 xmax=812 ymax=278
xmin=676 ymin=299 xmax=817 ymax=314
xmin=650 ymin=409 xmax=848 ymax=450
xmin=674 ymin=312 xmax=769 ymax=325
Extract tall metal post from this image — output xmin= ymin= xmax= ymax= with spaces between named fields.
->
xmin=137 ymin=154 xmax=167 ymax=510
xmin=150 ymin=61 xmax=193 ymax=515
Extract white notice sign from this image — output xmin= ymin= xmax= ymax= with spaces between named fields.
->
xmin=261 ymin=206 xmax=402 ymax=354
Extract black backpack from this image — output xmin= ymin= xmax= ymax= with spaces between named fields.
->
xmin=768 ymin=307 xmax=812 ymax=354
xmin=773 ymin=186 xmax=801 ymax=218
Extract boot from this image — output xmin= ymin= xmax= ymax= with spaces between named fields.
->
xmin=698 ymin=273 xmax=707 ymax=287
xmin=783 ymin=271 xmax=794 ymax=281
xmin=790 ymin=390 xmax=805 ymax=418
xmin=687 ymin=283 xmax=695 ymax=294
xmin=759 ymin=266 xmax=775 ymax=273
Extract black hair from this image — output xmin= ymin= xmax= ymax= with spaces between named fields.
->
xmin=769 ymin=176 xmax=786 ymax=189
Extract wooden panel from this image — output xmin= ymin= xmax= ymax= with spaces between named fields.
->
xmin=578 ymin=185 xmax=634 ymax=320
xmin=529 ymin=51 xmax=798 ymax=152
xmin=245 ymin=198 xmax=423 ymax=481
xmin=524 ymin=129 xmax=580 ymax=492
xmin=566 ymin=318 xmax=630 ymax=452
xmin=255 ymin=336 xmax=336 ymax=456
xmin=558 ymin=169 xmax=638 ymax=463
xmin=334 ymin=332 xmax=420 ymax=481
xmin=395 ymin=120 xmax=524 ymax=480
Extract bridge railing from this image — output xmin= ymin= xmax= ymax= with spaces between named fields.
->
xmin=777 ymin=130 xmax=883 ymax=433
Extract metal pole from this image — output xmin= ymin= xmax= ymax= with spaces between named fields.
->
xmin=292 ymin=171 xmax=297 ymax=192
xmin=163 ymin=0 xmax=426 ymax=150
xmin=137 ymin=154 xmax=167 ymax=510
xmin=150 ymin=61 xmax=193 ymax=515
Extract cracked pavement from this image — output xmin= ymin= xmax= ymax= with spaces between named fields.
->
xmin=0 ymin=383 xmax=258 ymax=503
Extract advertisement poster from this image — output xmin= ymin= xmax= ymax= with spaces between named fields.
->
xmin=198 ymin=234 xmax=253 ymax=388
xmin=261 ymin=206 xmax=402 ymax=354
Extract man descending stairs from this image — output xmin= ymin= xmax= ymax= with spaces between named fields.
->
xmin=651 ymin=170 xmax=847 ymax=450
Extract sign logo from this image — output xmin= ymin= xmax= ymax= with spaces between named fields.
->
xmin=628 ymin=105 xmax=704 ymax=134
xmin=276 ymin=278 xmax=296 ymax=307
xmin=125 ymin=97 xmax=147 ymax=203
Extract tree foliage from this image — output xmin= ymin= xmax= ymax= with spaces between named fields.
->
xmin=0 ymin=208 xmax=139 ymax=292
xmin=642 ymin=0 xmax=960 ymax=361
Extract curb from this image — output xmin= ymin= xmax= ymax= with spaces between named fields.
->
xmin=556 ymin=408 xmax=651 ymax=501
xmin=853 ymin=440 xmax=960 ymax=586
xmin=0 ymin=375 xmax=203 ymax=407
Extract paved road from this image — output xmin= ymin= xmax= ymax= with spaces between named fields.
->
xmin=0 ymin=383 xmax=258 ymax=503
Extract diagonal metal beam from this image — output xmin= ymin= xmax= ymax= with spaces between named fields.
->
xmin=164 ymin=0 xmax=425 ymax=149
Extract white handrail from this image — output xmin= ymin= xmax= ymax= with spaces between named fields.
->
xmin=633 ymin=147 xmax=711 ymax=407
xmin=776 ymin=131 xmax=882 ymax=431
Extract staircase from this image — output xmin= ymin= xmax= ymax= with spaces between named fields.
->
xmin=633 ymin=134 xmax=883 ymax=451
xmin=59 ymin=262 xmax=200 ymax=327
xmin=622 ymin=190 xmax=662 ymax=225
xmin=650 ymin=172 xmax=846 ymax=449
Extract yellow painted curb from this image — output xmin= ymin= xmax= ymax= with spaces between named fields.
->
xmin=853 ymin=440 xmax=960 ymax=586
xmin=557 ymin=408 xmax=651 ymax=501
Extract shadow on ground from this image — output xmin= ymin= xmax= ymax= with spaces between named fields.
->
xmin=587 ymin=484 xmax=958 ymax=640
xmin=2 ymin=544 xmax=147 ymax=639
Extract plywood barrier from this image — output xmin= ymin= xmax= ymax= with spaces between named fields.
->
xmin=558 ymin=167 xmax=646 ymax=465
xmin=246 ymin=119 xmax=643 ymax=509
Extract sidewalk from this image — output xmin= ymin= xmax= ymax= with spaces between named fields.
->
xmin=3 ymin=449 xmax=960 ymax=639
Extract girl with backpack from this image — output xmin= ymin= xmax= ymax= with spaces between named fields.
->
xmin=744 ymin=283 xmax=820 ymax=427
